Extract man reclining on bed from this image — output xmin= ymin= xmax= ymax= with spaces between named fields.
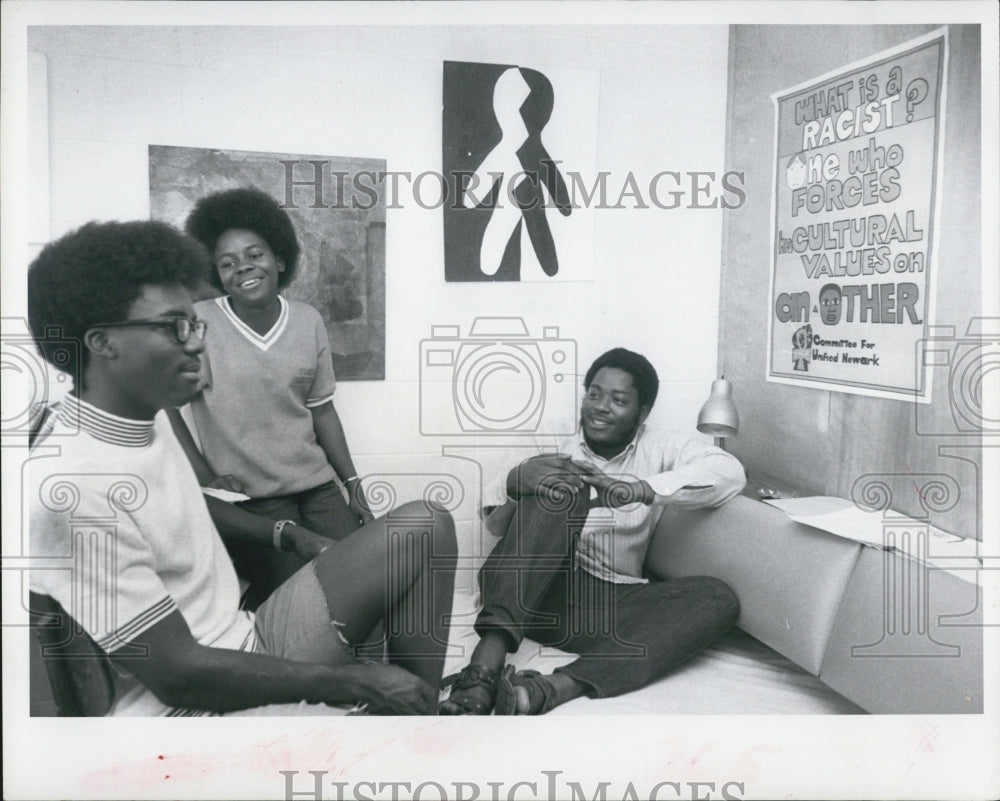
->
xmin=28 ymin=219 xmax=456 ymax=716
xmin=440 ymin=347 xmax=746 ymax=715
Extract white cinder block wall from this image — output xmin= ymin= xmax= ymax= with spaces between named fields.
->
xmin=27 ymin=25 xmax=730 ymax=590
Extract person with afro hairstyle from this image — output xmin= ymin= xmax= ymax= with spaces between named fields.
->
xmin=27 ymin=220 xmax=206 ymax=395
xmin=169 ymin=187 xmax=373 ymax=601
xmin=440 ymin=347 xmax=745 ymax=715
xmin=28 ymin=219 xmax=457 ymax=715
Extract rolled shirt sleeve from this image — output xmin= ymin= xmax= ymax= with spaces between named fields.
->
xmin=642 ymin=434 xmax=746 ymax=508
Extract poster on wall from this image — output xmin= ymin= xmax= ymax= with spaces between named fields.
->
xmin=442 ymin=60 xmax=598 ymax=282
xmin=149 ymin=145 xmax=386 ymax=380
xmin=767 ymin=30 xmax=947 ymax=401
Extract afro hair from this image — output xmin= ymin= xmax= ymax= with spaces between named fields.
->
xmin=184 ymin=187 xmax=300 ymax=291
xmin=27 ymin=219 xmax=209 ymax=381
xmin=584 ymin=347 xmax=660 ymax=411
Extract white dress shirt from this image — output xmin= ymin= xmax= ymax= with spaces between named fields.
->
xmin=482 ymin=424 xmax=746 ymax=584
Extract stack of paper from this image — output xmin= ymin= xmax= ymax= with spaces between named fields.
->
xmin=762 ymin=496 xmax=982 ymax=584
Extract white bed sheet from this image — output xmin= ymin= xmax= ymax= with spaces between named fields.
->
xmin=442 ymin=591 xmax=865 ymax=715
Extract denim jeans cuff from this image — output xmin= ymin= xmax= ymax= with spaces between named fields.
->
xmin=553 ymin=664 xmax=604 ymax=699
xmin=473 ymin=614 xmax=522 ymax=653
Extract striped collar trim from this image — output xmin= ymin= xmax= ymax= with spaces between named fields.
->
xmin=215 ymin=295 xmax=288 ymax=351
xmin=57 ymin=394 xmax=155 ymax=447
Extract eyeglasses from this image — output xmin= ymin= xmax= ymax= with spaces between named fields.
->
xmin=90 ymin=316 xmax=208 ymax=344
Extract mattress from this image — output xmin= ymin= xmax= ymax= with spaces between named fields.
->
xmin=443 ymin=591 xmax=865 ymax=715
xmin=29 ymin=589 xmax=865 ymax=715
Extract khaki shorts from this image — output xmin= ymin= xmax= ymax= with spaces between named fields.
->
xmin=223 ymin=563 xmax=355 ymax=717
xmin=253 ymin=561 xmax=356 ymax=665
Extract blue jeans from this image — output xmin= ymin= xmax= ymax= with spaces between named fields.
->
xmin=475 ymin=494 xmax=739 ymax=698
xmin=231 ymin=480 xmax=359 ymax=602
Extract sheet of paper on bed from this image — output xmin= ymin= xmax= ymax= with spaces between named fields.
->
xmin=201 ymin=486 xmax=251 ymax=503
xmin=763 ymin=496 xmax=893 ymax=547
xmin=763 ymin=496 xmax=982 ymax=584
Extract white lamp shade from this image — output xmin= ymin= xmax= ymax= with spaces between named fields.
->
xmin=697 ymin=378 xmax=739 ymax=438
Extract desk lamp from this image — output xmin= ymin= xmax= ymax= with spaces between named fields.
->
xmin=697 ymin=376 xmax=739 ymax=448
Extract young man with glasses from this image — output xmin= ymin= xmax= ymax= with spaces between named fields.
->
xmin=28 ymin=220 xmax=457 ymax=716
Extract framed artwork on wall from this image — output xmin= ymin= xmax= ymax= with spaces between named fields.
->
xmin=149 ymin=145 xmax=386 ymax=380
xmin=442 ymin=60 xmax=598 ymax=283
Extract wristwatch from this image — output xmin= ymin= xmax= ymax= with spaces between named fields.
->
xmin=272 ymin=519 xmax=297 ymax=552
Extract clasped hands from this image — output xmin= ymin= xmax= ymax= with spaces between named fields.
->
xmin=507 ymin=454 xmax=653 ymax=509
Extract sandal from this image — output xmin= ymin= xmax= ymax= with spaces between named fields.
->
xmin=438 ymin=664 xmax=500 ymax=715
xmin=495 ymin=665 xmax=558 ymax=715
